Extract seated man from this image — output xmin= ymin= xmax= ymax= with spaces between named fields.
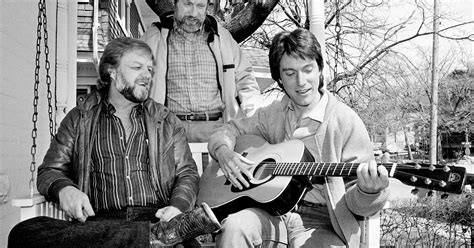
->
xmin=207 ymin=28 xmax=389 ymax=247
xmin=9 ymin=37 xmax=219 ymax=248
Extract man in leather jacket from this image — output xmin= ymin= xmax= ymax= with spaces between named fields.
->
xmin=9 ymin=37 xmax=207 ymax=247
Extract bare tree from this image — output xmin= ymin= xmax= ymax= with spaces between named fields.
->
xmin=243 ymin=0 xmax=473 ymax=90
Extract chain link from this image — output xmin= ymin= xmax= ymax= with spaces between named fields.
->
xmin=333 ymin=0 xmax=350 ymax=99
xmin=41 ymin=0 xmax=55 ymax=139
xmin=30 ymin=0 xmax=55 ymax=196
xmin=333 ymin=0 xmax=341 ymax=93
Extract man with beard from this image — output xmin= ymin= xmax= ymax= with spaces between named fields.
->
xmin=141 ymin=0 xmax=263 ymax=143
xmin=9 ymin=37 xmax=221 ymax=247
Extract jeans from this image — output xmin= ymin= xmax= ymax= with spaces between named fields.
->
xmin=215 ymin=205 xmax=345 ymax=248
xmin=8 ymin=206 xmax=200 ymax=248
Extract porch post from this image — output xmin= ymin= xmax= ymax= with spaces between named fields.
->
xmin=67 ymin=0 xmax=78 ymax=113
xmin=307 ymin=0 xmax=327 ymax=87
xmin=55 ymin=0 xmax=77 ymax=125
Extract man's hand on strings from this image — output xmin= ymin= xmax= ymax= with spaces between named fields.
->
xmin=356 ymin=160 xmax=389 ymax=194
xmin=215 ymin=145 xmax=254 ymax=190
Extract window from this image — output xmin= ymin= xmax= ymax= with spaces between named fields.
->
xmin=116 ymin=0 xmax=130 ymax=36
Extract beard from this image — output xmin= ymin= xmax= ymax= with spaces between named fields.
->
xmin=176 ymin=15 xmax=204 ymax=33
xmin=116 ymin=77 xmax=150 ymax=103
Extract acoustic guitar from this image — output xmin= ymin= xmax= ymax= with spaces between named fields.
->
xmin=197 ymin=139 xmax=467 ymax=221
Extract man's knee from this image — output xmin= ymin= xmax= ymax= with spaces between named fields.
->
xmin=9 ymin=217 xmax=56 ymax=247
xmin=220 ymin=213 xmax=252 ymax=234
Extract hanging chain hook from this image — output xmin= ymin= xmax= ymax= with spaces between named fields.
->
xmin=30 ymin=0 xmax=44 ymax=196
xmin=30 ymin=0 xmax=55 ymax=197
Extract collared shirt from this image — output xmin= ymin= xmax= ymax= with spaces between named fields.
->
xmin=284 ymin=91 xmax=329 ymax=204
xmin=90 ymin=102 xmax=158 ymax=211
xmin=166 ymin=27 xmax=224 ymax=113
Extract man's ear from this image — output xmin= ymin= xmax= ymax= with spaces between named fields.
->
xmin=109 ymin=69 xmax=116 ymax=80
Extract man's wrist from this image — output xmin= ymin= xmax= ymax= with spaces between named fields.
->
xmin=215 ymin=144 xmax=229 ymax=155
xmin=49 ymin=179 xmax=77 ymax=202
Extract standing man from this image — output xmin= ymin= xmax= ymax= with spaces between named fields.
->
xmin=207 ymin=28 xmax=389 ymax=247
xmin=9 ymin=37 xmax=220 ymax=247
xmin=141 ymin=0 xmax=263 ymax=142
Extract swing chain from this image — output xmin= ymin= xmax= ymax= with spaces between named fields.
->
xmin=42 ymin=0 xmax=54 ymax=139
xmin=333 ymin=0 xmax=349 ymax=95
xmin=333 ymin=0 xmax=341 ymax=93
xmin=30 ymin=0 xmax=54 ymax=196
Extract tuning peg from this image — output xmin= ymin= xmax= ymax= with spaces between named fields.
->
xmin=428 ymin=164 xmax=436 ymax=171
xmin=438 ymin=181 xmax=446 ymax=187
xmin=410 ymin=176 xmax=418 ymax=182
xmin=411 ymin=188 xmax=419 ymax=195
xmin=440 ymin=193 xmax=449 ymax=199
xmin=424 ymin=178 xmax=432 ymax=185
xmin=414 ymin=163 xmax=421 ymax=170
xmin=442 ymin=166 xmax=450 ymax=172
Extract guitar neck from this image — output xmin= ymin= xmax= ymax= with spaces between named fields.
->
xmin=273 ymin=162 xmax=394 ymax=177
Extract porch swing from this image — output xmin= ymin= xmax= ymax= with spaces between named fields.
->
xmin=11 ymin=0 xmax=210 ymax=224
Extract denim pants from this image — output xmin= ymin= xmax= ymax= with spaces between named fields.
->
xmin=215 ymin=205 xmax=345 ymax=248
xmin=8 ymin=206 xmax=199 ymax=248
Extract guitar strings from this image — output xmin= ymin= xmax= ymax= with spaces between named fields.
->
xmin=259 ymin=162 xmax=446 ymax=171
xmin=258 ymin=163 xmax=448 ymax=189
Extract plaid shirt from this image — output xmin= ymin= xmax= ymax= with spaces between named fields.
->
xmin=166 ymin=28 xmax=224 ymax=113
xmin=90 ymin=102 xmax=158 ymax=211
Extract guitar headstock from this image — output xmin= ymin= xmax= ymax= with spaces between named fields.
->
xmin=390 ymin=162 xmax=466 ymax=194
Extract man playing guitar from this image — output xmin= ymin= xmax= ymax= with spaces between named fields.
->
xmin=207 ymin=28 xmax=390 ymax=248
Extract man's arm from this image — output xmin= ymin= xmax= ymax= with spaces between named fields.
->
xmin=208 ymin=109 xmax=274 ymax=189
xmin=168 ymin=116 xmax=200 ymax=213
xmin=36 ymin=108 xmax=95 ymax=221
xmin=37 ymin=108 xmax=79 ymax=201
xmin=225 ymin=30 xmax=263 ymax=117
xmin=341 ymin=113 xmax=389 ymax=217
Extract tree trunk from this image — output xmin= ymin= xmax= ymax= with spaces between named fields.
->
xmin=145 ymin=0 xmax=174 ymax=17
xmin=404 ymin=127 xmax=414 ymax=160
xmin=223 ymin=1 xmax=279 ymax=43
xmin=429 ymin=0 xmax=440 ymax=165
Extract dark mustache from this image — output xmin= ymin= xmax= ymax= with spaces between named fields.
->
xmin=183 ymin=16 xmax=201 ymax=22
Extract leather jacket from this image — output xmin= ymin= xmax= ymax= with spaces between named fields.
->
xmin=37 ymin=92 xmax=199 ymax=212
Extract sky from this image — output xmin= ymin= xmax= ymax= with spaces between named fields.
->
xmin=380 ymin=0 xmax=473 ymax=69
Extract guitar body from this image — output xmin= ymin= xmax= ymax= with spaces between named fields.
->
xmin=197 ymin=139 xmax=313 ymax=221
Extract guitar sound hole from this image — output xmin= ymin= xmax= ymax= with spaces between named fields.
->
xmin=253 ymin=159 xmax=275 ymax=180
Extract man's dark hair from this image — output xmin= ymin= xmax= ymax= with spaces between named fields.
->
xmin=97 ymin=37 xmax=153 ymax=92
xmin=269 ymin=28 xmax=324 ymax=91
